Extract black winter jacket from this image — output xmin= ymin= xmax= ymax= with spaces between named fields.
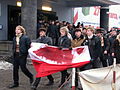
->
xmin=13 ymin=35 xmax=31 ymax=56
xmin=36 ymin=36 xmax=52 ymax=45
xmin=58 ymin=35 xmax=71 ymax=48
xmin=83 ymin=35 xmax=101 ymax=60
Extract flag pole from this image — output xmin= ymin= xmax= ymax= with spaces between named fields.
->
xmin=72 ymin=68 xmax=76 ymax=90
xmin=112 ymin=58 xmax=116 ymax=90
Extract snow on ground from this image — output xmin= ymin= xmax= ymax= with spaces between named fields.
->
xmin=0 ymin=61 xmax=13 ymax=70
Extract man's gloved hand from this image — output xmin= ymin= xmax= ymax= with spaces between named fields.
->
xmin=90 ymin=59 xmax=94 ymax=62
xmin=69 ymin=47 xmax=72 ymax=50
xmin=58 ymin=47 xmax=62 ymax=50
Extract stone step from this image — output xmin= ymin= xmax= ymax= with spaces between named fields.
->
xmin=0 ymin=55 xmax=32 ymax=65
xmin=0 ymin=52 xmax=12 ymax=56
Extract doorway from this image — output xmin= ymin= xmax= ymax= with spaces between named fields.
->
xmin=8 ymin=5 xmax=21 ymax=41
xmin=8 ymin=5 xmax=58 ymax=41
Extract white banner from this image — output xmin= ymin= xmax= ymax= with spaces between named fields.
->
xmin=79 ymin=65 xmax=120 ymax=90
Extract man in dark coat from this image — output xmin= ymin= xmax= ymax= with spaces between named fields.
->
xmin=108 ymin=30 xmax=117 ymax=65
xmin=47 ymin=21 xmax=59 ymax=46
xmin=8 ymin=25 xmax=33 ymax=88
xmin=112 ymin=33 xmax=120 ymax=64
xmin=95 ymin=29 xmax=110 ymax=67
xmin=31 ymin=28 xmax=54 ymax=90
xmin=83 ymin=27 xmax=101 ymax=70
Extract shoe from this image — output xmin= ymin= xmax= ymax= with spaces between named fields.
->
xmin=77 ymin=87 xmax=83 ymax=90
xmin=31 ymin=85 xmax=37 ymax=90
xmin=30 ymin=76 xmax=34 ymax=85
xmin=8 ymin=84 xmax=19 ymax=88
xmin=46 ymin=81 xmax=54 ymax=86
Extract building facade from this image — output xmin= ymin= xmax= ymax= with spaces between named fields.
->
xmin=0 ymin=0 xmax=73 ymax=41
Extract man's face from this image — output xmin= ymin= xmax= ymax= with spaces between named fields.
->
xmin=96 ymin=33 xmax=102 ymax=37
xmin=111 ymin=31 xmax=117 ymax=36
xmin=86 ymin=29 xmax=93 ymax=36
xmin=75 ymin=31 xmax=81 ymax=38
xmin=39 ymin=31 xmax=46 ymax=37
xmin=82 ymin=29 xmax=87 ymax=33
xmin=15 ymin=27 xmax=22 ymax=34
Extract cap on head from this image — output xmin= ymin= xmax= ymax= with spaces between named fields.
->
xmin=38 ymin=28 xmax=47 ymax=33
xmin=74 ymin=28 xmax=82 ymax=33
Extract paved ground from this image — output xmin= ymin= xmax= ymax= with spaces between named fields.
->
xmin=0 ymin=62 xmax=73 ymax=90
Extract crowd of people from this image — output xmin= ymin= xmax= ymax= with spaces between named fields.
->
xmin=8 ymin=20 xmax=120 ymax=90
xmin=37 ymin=20 xmax=120 ymax=66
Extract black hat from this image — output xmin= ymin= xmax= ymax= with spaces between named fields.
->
xmin=74 ymin=28 xmax=82 ymax=33
xmin=95 ymin=29 xmax=103 ymax=34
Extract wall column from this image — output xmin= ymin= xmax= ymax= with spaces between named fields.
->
xmin=21 ymin=0 xmax=37 ymax=39
xmin=100 ymin=6 xmax=109 ymax=31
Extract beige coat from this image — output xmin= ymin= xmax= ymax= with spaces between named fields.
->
xmin=71 ymin=38 xmax=85 ymax=48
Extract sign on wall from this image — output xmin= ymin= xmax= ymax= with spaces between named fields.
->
xmin=109 ymin=5 xmax=120 ymax=30
xmin=74 ymin=6 xmax=100 ymax=28
xmin=74 ymin=5 xmax=120 ymax=30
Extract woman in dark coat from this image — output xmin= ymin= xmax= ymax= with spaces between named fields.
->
xmin=112 ymin=33 xmax=120 ymax=64
xmin=58 ymin=26 xmax=72 ymax=87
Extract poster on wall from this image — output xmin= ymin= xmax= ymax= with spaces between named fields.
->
xmin=109 ymin=5 xmax=120 ymax=30
xmin=73 ymin=6 xmax=100 ymax=28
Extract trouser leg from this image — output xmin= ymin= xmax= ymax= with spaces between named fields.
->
xmin=32 ymin=78 xmax=41 ymax=87
xmin=13 ymin=59 xmax=19 ymax=85
xmin=108 ymin=54 xmax=113 ymax=66
xmin=75 ymin=68 xmax=78 ymax=87
xmin=60 ymin=70 xmax=68 ymax=84
xmin=19 ymin=55 xmax=33 ymax=79
xmin=101 ymin=54 xmax=108 ymax=67
xmin=47 ymin=75 xmax=54 ymax=82
xmin=92 ymin=58 xmax=100 ymax=68
xmin=13 ymin=54 xmax=19 ymax=85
